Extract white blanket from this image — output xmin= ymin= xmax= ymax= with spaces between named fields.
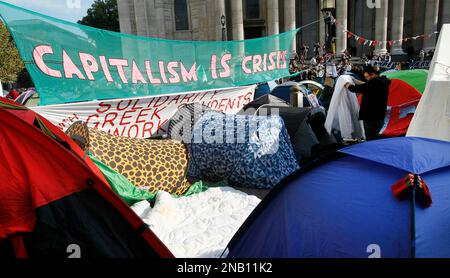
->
xmin=325 ymin=75 xmax=365 ymax=140
xmin=131 ymin=187 xmax=260 ymax=258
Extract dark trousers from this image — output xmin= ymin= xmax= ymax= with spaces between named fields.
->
xmin=364 ymin=120 xmax=384 ymax=141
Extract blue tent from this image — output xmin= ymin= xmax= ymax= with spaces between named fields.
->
xmin=225 ymin=137 xmax=450 ymax=258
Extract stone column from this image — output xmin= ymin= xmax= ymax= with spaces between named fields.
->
xmin=206 ymin=0 xmax=226 ymax=41
xmin=374 ymin=0 xmax=388 ymax=55
xmin=267 ymin=0 xmax=279 ymax=35
xmin=441 ymin=0 xmax=450 ymax=24
xmin=216 ymin=0 xmax=227 ymax=40
xmin=391 ymin=0 xmax=406 ymax=55
xmin=284 ymin=0 xmax=296 ymax=54
xmin=154 ymin=0 xmax=167 ymax=39
xmin=423 ymin=0 xmax=440 ymax=51
xmin=231 ymin=0 xmax=244 ymax=40
xmin=133 ymin=0 xmax=149 ymax=37
xmin=335 ymin=0 xmax=348 ymax=57
xmin=117 ymin=0 xmax=133 ymax=34
xmin=318 ymin=0 xmax=326 ymax=47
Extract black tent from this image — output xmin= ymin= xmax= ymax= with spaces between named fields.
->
xmin=259 ymin=106 xmax=338 ymax=163
xmin=238 ymin=94 xmax=290 ymax=116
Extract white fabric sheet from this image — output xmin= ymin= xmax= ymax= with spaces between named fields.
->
xmin=325 ymin=75 xmax=365 ymax=140
xmin=131 ymin=187 xmax=260 ymax=258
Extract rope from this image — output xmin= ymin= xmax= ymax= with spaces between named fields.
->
xmin=331 ymin=15 xmax=439 ymax=46
xmin=0 ymin=101 xmax=28 ymax=110
xmin=298 ymin=16 xmax=332 ymax=30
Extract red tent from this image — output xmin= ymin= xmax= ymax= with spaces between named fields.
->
xmin=358 ymin=79 xmax=422 ymax=137
xmin=0 ymin=97 xmax=173 ymax=258
xmin=380 ymin=79 xmax=422 ymax=137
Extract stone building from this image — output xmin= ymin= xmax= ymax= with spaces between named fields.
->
xmin=118 ymin=0 xmax=450 ymax=57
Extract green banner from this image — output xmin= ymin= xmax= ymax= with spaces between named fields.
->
xmin=0 ymin=1 xmax=298 ymax=105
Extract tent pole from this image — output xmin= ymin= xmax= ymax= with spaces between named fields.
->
xmin=410 ymin=175 xmax=417 ymax=258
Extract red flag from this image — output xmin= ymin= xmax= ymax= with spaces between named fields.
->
xmin=388 ymin=41 xmax=393 ymax=48
xmin=358 ymin=37 xmax=366 ymax=45
xmin=347 ymin=32 xmax=353 ymax=39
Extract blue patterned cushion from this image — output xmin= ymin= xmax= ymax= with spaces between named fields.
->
xmin=187 ymin=112 xmax=300 ymax=189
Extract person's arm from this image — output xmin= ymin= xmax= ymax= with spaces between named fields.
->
xmin=352 ymin=77 xmax=365 ymax=85
xmin=345 ymin=81 xmax=369 ymax=93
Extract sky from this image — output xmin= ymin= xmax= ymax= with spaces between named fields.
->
xmin=3 ymin=0 xmax=96 ymax=22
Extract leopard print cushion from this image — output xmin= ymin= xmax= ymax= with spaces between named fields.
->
xmin=66 ymin=121 xmax=90 ymax=150
xmin=66 ymin=121 xmax=191 ymax=195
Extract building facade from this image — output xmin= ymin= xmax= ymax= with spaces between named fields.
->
xmin=118 ymin=0 xmax=450 ymax=57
